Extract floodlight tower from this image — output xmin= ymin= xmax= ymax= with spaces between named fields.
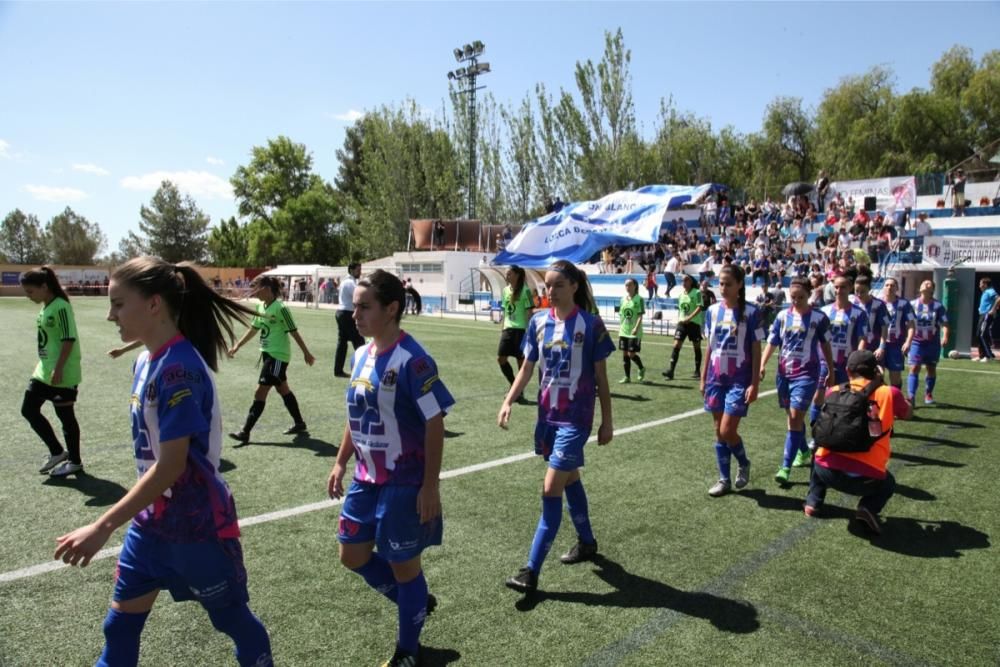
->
xmin=447 ymin=40 xmax=489 ymax=220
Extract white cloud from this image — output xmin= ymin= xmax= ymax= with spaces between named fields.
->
xmin=0 ymin=139 xmax=9 ymax=158
xmin=24 ymin=185 xmax=88 ymax=202
xmin=206 ymin=156 xmax=224 ymax=166
xmin=120 ymin=170 xmax=233 ymax=199
xmin=72 ymin=163 xmax=110 ymax=176
xmin=330 ymin=109 xmax=364 ymax=122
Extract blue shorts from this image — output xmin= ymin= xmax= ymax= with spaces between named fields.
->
xmin=908 ymin=341 xmax=940 ymax=367
xmin=882 ymin=343 xmax=905 ymax=372
xmin=818 ymin=361 xmax=848 ymax=387
xmin=703 ymin=383 xmax=749 ymax=417
xmin=776 ymin=375 xmax=818 ymax=411
xmin=113 ymin=525 xmax=249 ymax=608
xmin=338 ymin=481 xmax=443 ymax=562
xmin=534 ymin=423 xmax=589 ymax=471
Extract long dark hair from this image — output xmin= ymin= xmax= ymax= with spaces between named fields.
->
xmin=358 ymin=269 xmax=405 ymax=323
xmin=549 ymin=260 xmax=596 ymax=314
xmin=718 ymin=264 xmax=746 ymax=322
xmin=508 ymin=265 xmax=526 ymax=300
xmin=112 ymin=257 xmax=254 ymax=371
xmin=20 ymin=266 xmax=70 ymax=302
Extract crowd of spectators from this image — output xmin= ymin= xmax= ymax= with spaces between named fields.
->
xmin=593 ymin=190 xmax=932 ymax=295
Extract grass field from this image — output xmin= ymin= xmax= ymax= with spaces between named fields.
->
xmin=0 ymin=296 xmax=998 ymax=667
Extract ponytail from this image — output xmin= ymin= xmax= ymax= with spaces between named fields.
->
xmin=20 ymin=266 xmax=70 ymax=302
xmin=112 ymin=257 xmax=255 ymax=371
xmin=549 ymin=260 xmax=596 ymax=314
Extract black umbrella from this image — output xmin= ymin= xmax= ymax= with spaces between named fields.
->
xmin=782 ymin=182 xmax=815 ymax=197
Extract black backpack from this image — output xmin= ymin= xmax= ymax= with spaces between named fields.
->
xmin=812 ymin=381 xmax=883 ymax=453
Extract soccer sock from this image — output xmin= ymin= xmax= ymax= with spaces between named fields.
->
xmin=54 ymin=404 xmax=81 ymax=464
xmin=623 ymin=356 xmax=632 ymax=378
xmin=281 ymin=392 xmax=305 ymax=425
xmin=669 ymin=348 xmax=680 ymax=373
xmin=242 ymin=400 xmax=266 ymax=433
xmin=97 ymin=609 xmax=149 ymax=667
xmin=715 ymin=442 xmax=732 ymax=480
xmin=633 ymin=355 xmax=644 ymax=371
xmin=526 ymin=496 xmax=562 ymax=573
xmin=207 ymin=604 xmax=273 ymax=667
xmin=907 ymin=373 xmax=919 ymax=398
xmin=395 ymin=572 xmax=428 ymax=655
xmin=564 ymin=480 xmax=595 ymax=544
xmin=730 ymin=439 xmax=750 ymax=466
xmin=352 ymin=553 xmax=398 ymax=603
xmin=809 ymin=403 xmax=822 ymax=426
xmin=925 ymin=375 xmax=936 ymax=395
xmin=795 ymin=427 xmax=809 ymax=455
xmin=782 ymin=431 xmax=797 ymax=468
xmin=499 ymin=360 xmax=516 ymax=385
xmin=20 ymin=392 xmax=63 ymax=456
xmin=694 ymin=347 xmax=703 ymax=374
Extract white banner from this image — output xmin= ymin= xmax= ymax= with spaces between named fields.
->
xmin=829 ymin=176 xmax=917 ymax=212
xmin=924 ymin=236 xmax=1000 ymax=269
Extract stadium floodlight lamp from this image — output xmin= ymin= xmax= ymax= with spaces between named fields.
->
xmin=477 ymin=62 xmax=490 ymax=74
xmin=472 ymin=40 xmax=485 ymax=56
xmin=453 ymin=47 xmax=464 ymax=62
xmin=454 ymin=67 xmax=466 ymax=78
xmin=463 ymin=43 xmax=474 ymax=58
xmin=447 ymin=71 xmax=456 ymax=80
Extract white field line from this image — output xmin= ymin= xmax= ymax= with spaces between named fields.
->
xmin=0 ymin=388 xmax=775 ymax=585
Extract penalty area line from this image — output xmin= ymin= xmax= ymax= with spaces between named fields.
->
xmin=0 ymin=390 xmax=776 ymax=585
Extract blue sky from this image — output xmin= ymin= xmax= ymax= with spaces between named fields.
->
xmin=1 ymin=1 xmax=997 ymax=250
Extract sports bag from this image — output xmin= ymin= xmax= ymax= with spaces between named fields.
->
xmin=812 ymin=381 xmax=883 ymax=453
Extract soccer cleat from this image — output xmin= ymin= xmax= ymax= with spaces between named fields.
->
xmin=854 ymin=505 xmax=882 ymax=535
xmin=560 ymin=539 xmax=598 ymax=564
xmin=39 ymin=451 xmax=68 ymax=474
xmin=228 ymin=431 xmax=250 ymax=446
xmin=49 ymin=461 xmax=83 ymax=477
xmin=380 ymin=645 xmax=420 ymax=667
xmin=637 ymin=368 xmax=646 ymax=383
xmin=619 ymin=376 xmax=631 ymax=384
xmin=924 ymin=393 xmax=935 ymax=406
xmin=662 ymin=369 xmax=674 ymax=380
xmin=804 ymin=504 xmax=818 ymax=517
xmin=774 ymin=467 xmax=791 ymax=484
xmin=792 ymin=450 xmax=812 ymax=468
xmin=334 ymin=371 xmax=351 ymax=378
xmin=505 ymin=567 xmax=538 ymax=593
xmin=283 ymin=423 xmax=308 ymax=435
xmin=735 ymin=462 xmax=751 ymax=489
xmin=979 ymin=357 xmax=990 ymax=363
xmin=690 ymin=371 xmax=701 ymax=379
xmin=708 ymin=479 xmax=732 ymax=497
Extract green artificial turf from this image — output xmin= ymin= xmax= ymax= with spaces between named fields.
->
xmin=0 ymin=297 xmax=997 ymax=666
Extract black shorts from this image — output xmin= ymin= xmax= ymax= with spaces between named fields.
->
xmin=674 ymin=321 xmax=703 ymax=343
xmin=258 ymin=353 xmax=289 ymax=387
xmin=27 ymin=378 xmax=78 ymax=403
xmin=497 ymin=328 xmax=526 ymax=358
xmin=618 ymin=337 xmax=642 ymax=353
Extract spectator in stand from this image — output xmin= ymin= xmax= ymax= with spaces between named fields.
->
xmin=433 ymin=220 xmax=446 ymax=248
xmin=697 ymin=255 xmax=715 ymax=284
xmin=745 ymin=199 xmax=760 ymax=220
xmin=842 ymin=194 xmax=853 ymax=217
xmin=816 ymin=170 xmax=830 ymax=213
xmin=752 ymin=253 xmax=771 ymax=289
xmin=912 ymin=212 xmax=932 ymax=251
xmin=950 ymin=169 xmax=966 ymax=217
xmin=664 ymin=253 xmax=680 ymax=297
xmin=644 ymin=267 xmax=658 ymax=301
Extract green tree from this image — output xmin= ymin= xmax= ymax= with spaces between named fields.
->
xmin=961 ymin=50 xmax=1000 ymax=151
xmin=247 ymin=183 xmax=346 ymax=265
xmin=757 ymin=97 xmax=815 ymax=183
xmin=1 ymin=209 xmax=49 ymax=264
xmin=46 ymin=207 xmax=105 ymax=265
xmin=231 ymin=136 xmax=315 ymax=225
xmin=207 ymin=216 xmax=248 ymax=267
xmin=136 ymin=180 xmax=210 ymax=263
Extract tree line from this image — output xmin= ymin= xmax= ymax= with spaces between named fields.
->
xmin=3 ymin=31 xmax=996 ymax=268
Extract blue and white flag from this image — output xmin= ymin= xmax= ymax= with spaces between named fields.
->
xmin=494 ymin=185 xmax=717 ymax=268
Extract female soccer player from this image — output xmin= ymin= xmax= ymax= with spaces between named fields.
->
xmin=498 ymin=260 xmax=614 ymax=594
xmin=497 ymin=266 xmax=535 ymax=395
xmin=227 ymin=275 xmax=316 ymax=445
xmin=663 ymin=274 xmax=703 ymax=380
xmin=20 ymin=267 xmax=84 ymax=477
xmin=879 ymin=277 xmax=915 ymax=389
xmin=328 ymin=270 xmax=454 ymax=667
xmin=908 ymin=279 xmax=949 ymax=405
xmin=760 ymin=277 xmax=835 ymax=485
xmin=701 ymin=265 xmax=764 ymax=497
xmin=54 ymin=257 xmax=272 ymax=667
xmin=618 ymin=278 xmax=646 ymax=383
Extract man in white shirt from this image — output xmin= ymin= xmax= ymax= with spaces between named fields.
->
xmin=334 ymin=263 xmax=365 ymax=377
